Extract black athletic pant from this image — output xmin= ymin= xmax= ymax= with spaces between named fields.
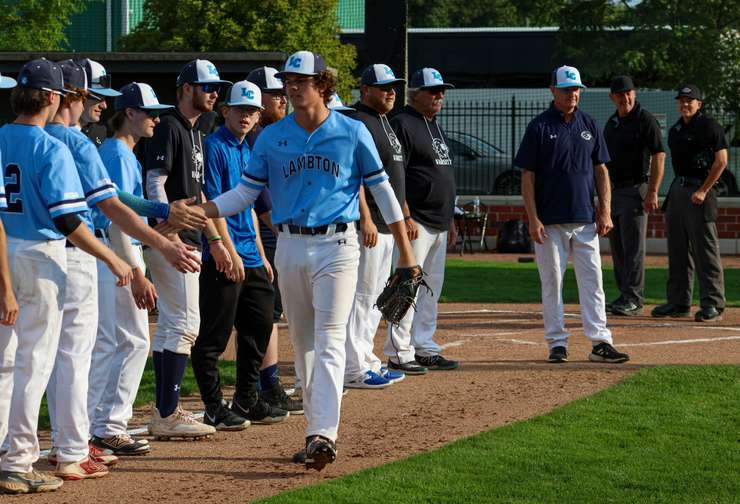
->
xmin=192 ymin=259 xmax=274 ymax=408
xmin=609 ymin=185 xmax=647 ymax=305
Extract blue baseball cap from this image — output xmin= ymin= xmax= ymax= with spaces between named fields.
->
xmin=115 ymin=82 xmax=174 ymax=112
xmin=17 ymin=58 xmax=66 ymax=93
xmin=361 ymin=64 xmax=405 ymax=86
xmin=276 ymin=51 xmax=327 ymax=79
xmin=57 ymin=59 xmax=88 ymax=92
xmin=246 ymin=66 xmax=283 ymax=91
xmin=551 ymin=65 xmax=587 ymax=89
xmin=0 ymin=71 xmax=16 ymax=89
xmin=224 ymin=80 xmax=264 ymax=109
xmin=176 ymin=59 xmax=232 ymax=87
xmin=327 ymin=93 xmax=355 ymax=111
xmin=408 ymin=67 xmax=454 ymax=90
xmin=76 ymin=58 xmax=121 ymax=97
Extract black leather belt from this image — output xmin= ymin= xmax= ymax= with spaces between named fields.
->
xmin=675 ymin=176 xmax=704 ymax=187
xmin=613 ymin=177 xmax=647 ymax=189
xmin=278 ymin=222 xmax=357 ymax=236
xmin=65 ymin=240 xmax=75 ymax=248
xmin=95 ymin=228 xmax=109 ymax=239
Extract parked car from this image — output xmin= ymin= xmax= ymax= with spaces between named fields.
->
xmin=445 ymin=131 xmax=521 ymax=195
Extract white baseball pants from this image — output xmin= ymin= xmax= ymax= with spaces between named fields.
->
xmin=46 ymin=247 xmax=98 ymax=463
xmin=385 ymin=223 xmax=446 ymax=364
xmin=88 ymin=244 xmax=149 ymax=437
xmin=275 ymin=227 xmax=360 ymax=442
xmin=345 ymin=232 xmax=394 ymax=382
xmin=145 ymin=247 xmax=200 ymax=355
xmin=0 ymin=238 xmax=66 ymax=473
xmin=534 ymin=223 xmax=612 ymax=349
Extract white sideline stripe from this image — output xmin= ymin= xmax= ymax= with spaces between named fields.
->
xmin=619 ymin=335 xmax=740 ymax=347
xmin=439 ymin=308 xmax=580 ymax=318
xmin=39 ymin=412 xmax=206 ymax=457
xmin=440 ymin=340 xmax=467 ymax=349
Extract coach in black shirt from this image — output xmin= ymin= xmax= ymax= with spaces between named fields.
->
xmin=652 ymin=84 xmax=728 ymax=322
xmin=603 ymin=76 xmax=665 ymax=316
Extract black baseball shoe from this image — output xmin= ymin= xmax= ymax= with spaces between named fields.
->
xmin=606 ymin=295 xmax=625 ymax=312
xmin=231 ymin=396 xmax=289 ymax=424
xmin=304 ymin=435 xmax=336 ymax=471
xmin=414 ymin=354 xmax=459 ymax=371
xmin=260 ymin=382 xmax=304 ymax=415
xmin=291 ymin=449 xmax=306 ymax=464
xmin=548 ymin=346 xmax=568 ymax=363
xmin=387 ymin=360 xmax=428 ymax=375
xmin=589 ymin=342 xmax=630 ymax=363
xmin=204 ymin=400 xmax=250 ymax=431
xmin=610 ymin=300 xmax=643 ymax=316
xmin=651 ymin=303 xmax=690 ymax=318
xmin=694 ymin=306 xmax=723 ymax=322
xmin=91 ymin=434 xmax=150 ymax=456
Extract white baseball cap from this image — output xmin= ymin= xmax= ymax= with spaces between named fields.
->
xmin=327 ymin=93 xmax=355 ymax=111
xmin=224 ymin=80 xmax=264 ymax=109
xmin=409 ymin=68 xmax=454 ymax=90
xmin=551 ymin=65 xmax=587 ymax=89
xmin=0 ymin=71 xmax=17 ymax=89
xmin=176 ymin=59 xmax=232 ymax=87
xmin=77 ymin=58 xmax=121 ymax=97
xmin=361 ymin=64 xmax=405 ymax=86
xmin=275 ymin=51 xmax=327 ymax=79
xmin=115 ymin=82 xmax=174 ymax=112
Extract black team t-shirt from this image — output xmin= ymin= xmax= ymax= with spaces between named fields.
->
xmin=668 ymin=111 xmax=728 ymax=178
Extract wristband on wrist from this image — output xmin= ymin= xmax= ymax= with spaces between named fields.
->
xmin=404 ymin=215 xmax=411 ymax=221
xmin=208 ymin=235 xmax=223 ymax=243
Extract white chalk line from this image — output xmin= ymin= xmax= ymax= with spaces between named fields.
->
xmin=619 ymin=335 xmax=740 ymax=347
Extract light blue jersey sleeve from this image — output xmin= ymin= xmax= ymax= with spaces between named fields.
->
xmin=44 ymin=146 xmax=88 ymax=219
xmin=238 ymin=133 xmax=269 ymax=190
xmin=355 ymin=123 xmax=387 ymax=187
xmin=0 ymin=151 xmax=6 ymax=209
xmin=70 ymin=130 xmax=117 ymax=207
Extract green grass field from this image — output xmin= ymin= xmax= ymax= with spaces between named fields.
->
xmin=441 ymin=259 xmax=740 ymax=307
xmin=259 ymin=366 xmax=740 ymax=503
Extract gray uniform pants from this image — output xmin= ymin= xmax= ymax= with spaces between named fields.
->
xmin=665 ymin=181 xmax=725 ymax=309
xmin=609 ymin=185 xmax=647 ymax=305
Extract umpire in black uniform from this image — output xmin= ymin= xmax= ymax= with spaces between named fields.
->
xmin=603 ymin=76 xmax=665 ymax=316
xmin=652 ymin=85 xmax=728 ymax=322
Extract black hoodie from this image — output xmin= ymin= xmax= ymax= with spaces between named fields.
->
xmin=349 ymin=101 xmax=406 ymax=233
xmin=390 ymin=105 xmax=455 ymax=232
xmin=141 ymin=107 xmax=205 ymax=248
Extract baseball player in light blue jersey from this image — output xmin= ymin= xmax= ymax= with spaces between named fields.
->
xmin=199 ymin=51 xmax=420 ymax=471
xmin=0 ymin=70 xmax=18 ymax=329
xmin=0 ymin=59 xmax=133 ymax=495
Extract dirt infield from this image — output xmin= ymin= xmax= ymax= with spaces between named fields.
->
xmin=20 ymin=304 xmax=740 ymax=503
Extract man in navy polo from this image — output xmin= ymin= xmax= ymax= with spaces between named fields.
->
xmin=515 ymin=65 xmax=630 ymax=364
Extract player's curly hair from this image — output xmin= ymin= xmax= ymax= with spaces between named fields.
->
xmin=10 ymin=88 xmax=53 ymax=116
xmin=314 ymin=69 xmax=337 ymax=105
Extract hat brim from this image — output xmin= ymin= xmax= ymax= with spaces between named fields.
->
xmin=191 ymin=79 xmax=233 ymax=86
xmin=610 ymin=86 xmax=634 ymax=93
xmin=554 ymin=83 xmax=587 ymax=89
xmin=223 ymin=101 xmax=265 ymax=110
xmin=416 ymin=82 xmax=455 ymax=90
xmin=0 ymin=76 xmax=17 ymax=89
xmin=366 ymin=78 xmax=406 ymax=86
xmin=91 ymin=87 xmax=122 ymax=97
xmin=331 ymin=106 xmax=355 ymax=111
xmin=139 ymin=104 xmax=175 ymax=111
xmin=261 ymin=86 xmax=285 ymax=92
xmin=274 ymin=70 xmax=318 ymax=79
xmin=674 ymin=93 xmax=700 ymax=100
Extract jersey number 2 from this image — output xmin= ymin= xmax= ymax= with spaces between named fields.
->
xmin=4 ymin=164 xmax=23 ymax=214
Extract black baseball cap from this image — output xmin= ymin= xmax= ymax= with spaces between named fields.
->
xmin=58 ymin=59 xmax=88 ymax=92
xmin=610 ymin=75 xmax=634 ymax=94
xmin=17 ymin=58 xmax=66 ymax=93
xmin=115 ymin=82 xmax=174 ymax=112
xmin=176 ymin=59 xmax=232 ymax=87
xmin=408 ymin=68 xmax=454 ymax=90
xmin=675 ymin=84 xmax=703 ymax=100
xmin=360 ymin=64 xmax=405 ymax=86
xmin=246 ymin=66 xmax=283 ymax=91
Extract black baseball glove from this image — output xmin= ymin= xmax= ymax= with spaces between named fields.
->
xmin=375 ymin=265 xmax=431 ymax=325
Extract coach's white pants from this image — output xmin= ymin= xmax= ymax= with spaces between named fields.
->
xmin=345 ymin=233 xmax=394 ymax=382
xmin=276 ymin=228 xmax=360 ymax=441
xmin=385 ymin=224 xmax=446 ymax=364
xmin=534 ymin=223 xmax=612 ymax=349
xmin=88 ymin=244 xmax=149 ymax=437
xmin=47 ymin=247 xmax=98 ymax=463
xmin=145 ymin=247 xmax=200 ymax=355
xmin=0 ymin=238 xmax=66 ymax=473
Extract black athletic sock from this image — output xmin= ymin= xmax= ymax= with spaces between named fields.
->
xmin=159 ymin=350 xmax=188 ymax=418
xmin=259 ymin=364 xmax=280 ymax=391
xmin=153 ymin=350 xmax=163 ymax=411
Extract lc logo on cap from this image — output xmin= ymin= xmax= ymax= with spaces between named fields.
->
xmin=551 ymin=65 xmax=587 ymax=89
xmin=177 ymin=59 xmax=232 ymax=87
xmin=360 ymin=63 xmax=405 ymax=86
xmin=408 ymin=67 xmax=454 ymax=90
xmin=225 ymin=80 xmax=264 ymax=109
xmin=115 ymin=82 xmax=174 ymax=111
xmin=276 ymin=51 xmax=327 ymax=79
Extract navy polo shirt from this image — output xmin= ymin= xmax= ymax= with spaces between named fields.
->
xmin=515 ymin=104 xmax=610 ymax=225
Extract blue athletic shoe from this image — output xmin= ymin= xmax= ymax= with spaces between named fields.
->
xmin=380 ymin=366 xmax=405 ymax=384
xmin=344 ymin=370 xmax=391 ymax=389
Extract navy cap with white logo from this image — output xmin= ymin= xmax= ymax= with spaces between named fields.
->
xmin=224 ymin=80 xmax=264 ymax=109
xmin=57 ymin=59 xmax=88 ymax=92
xmin=408 ymin=67 xmax=454 ymax=90
xmin=76 ymin=58 xmax=120 ymax=97
xmin=17 ymin=58 xmax=66 ymax=93
xmin=327 ymin=93 xmax=355 ymax=111
xmin=0 ymin=70 xmax=16 ymax=89
xmin=675 ymin=84 xmax=703 ymax=100
xmin=275 ymin=51 xmax=327 ymax=79
xmin=115 ymin=82 xmax=174 ymax=112
xmin=176 ymin=59 xmax=232 ymax=87
xmin=551 ymin=65 xmax=587 ymax=89
xmin=361 ymin=64 xmax=405 ymax=86
xmin=246 ymin=66 xmax=283 ymax=91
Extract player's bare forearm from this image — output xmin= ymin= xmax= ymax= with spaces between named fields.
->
xmin=202 ymin=200 xmax=220 ymax=219
xmin=700 ymin=149 xmax=728 ymax=193
xmin=66 ymin=224 xmax=133 ymax=286
xmin=648 ymin=152 xmax=666 ymax=194
xmin=359 ymin=186 xmax=372 ymax=223
xmin=388 ymin=220 xmax=416 ymax=268
xmin=594 ymin=164 xmax=611 ymax=213
xmin=521 ymin=170 xmax=539 ymax=222
xmin=98 ymin=197 xmax=169 ymax=251
xmin=253 ymin=209 xmax=267 ymax=260
xmin=0 ymin=221 xmax=18 ymax=325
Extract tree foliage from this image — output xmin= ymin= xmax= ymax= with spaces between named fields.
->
xmin=120 ymin=0 xmax=357 ymax=98
xmin=0 ymin=0 xmax=87 ymax=51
